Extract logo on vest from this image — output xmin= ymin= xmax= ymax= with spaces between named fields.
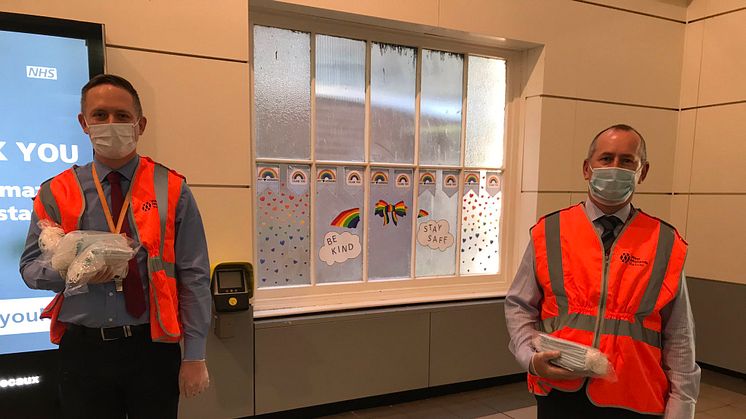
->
xmin=620 ymin=252 xmax=649 ymax=267
xmin=141 ymin=200 xmax=158 ymax=212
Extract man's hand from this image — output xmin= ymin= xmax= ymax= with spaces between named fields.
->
xmin=179 ymin=360 xmax=209 ymax=398
xmin=531 ymin=351 xmax=585 ymax=380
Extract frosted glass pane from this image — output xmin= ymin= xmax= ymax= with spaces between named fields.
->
xmin=419 ymin=50 xmax=463 ymax=166
xmin=314 ymin=166 xmax=364 ymax=284
xmin=254 ymin=26 xmax=310 ymax=159
xmin=415 ymin=170 xmax=459 ymax=277
xmin=368 ymin=168 xmax=413 ymax=280
xmin=370 ymin=43 xmax=416 ymax=164
xmin=315 ymin=35 xmax=365 ymax=162
xmin=256 ymin=164 xmax=311 ymax=287
xmin=460 ymin=171 xmax=501 ymax=274
xmin=465 ymin=56 xmax=506 ymax=167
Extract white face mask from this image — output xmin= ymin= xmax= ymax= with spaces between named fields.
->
xmin=86 ymin=121 xmax=139 ymax=160
xmin=588 ymin=167 xmax=640 ymax=206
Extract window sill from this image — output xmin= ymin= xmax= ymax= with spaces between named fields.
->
xmin=252 ymin=275 xmax=508 ymax=318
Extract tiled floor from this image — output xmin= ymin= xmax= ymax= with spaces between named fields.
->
xmin=321 ymin=368 xmax=745 ymax=418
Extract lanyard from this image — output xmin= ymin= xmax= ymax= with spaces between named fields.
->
xmin=91 ymin=164 xmax=134 ymax=234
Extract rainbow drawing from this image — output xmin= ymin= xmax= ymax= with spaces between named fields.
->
xmin=417 ymin=209 xmax=429 ymax=218
xmin=395 ymin=173 xmax=410 ymax=187
xmin=331 ymin=208 xmax=360 ymax=228
xmin=464 ymin=173 xmax=479 ymax=185
xmin=444 ymin=174 xmax=458 ymax=187
xmin=419 ymin=172 xmax=435 ymax=185
xmin=371 ymin=171 xmax=388 ymax=184
xmin=487 ymin=174 xmax=500 ymax=187
xmin=258 ymin=167 xmax=278 ymax=180
xmin=374 ymin=200 xmax=407 ymax=225
xmin=290 ymin=169 xmax=307 ymax=184
xmin=347 ymin=170 xmax=362 ymax=185
xmin=317 ymin=168 xmax=336 ymax=183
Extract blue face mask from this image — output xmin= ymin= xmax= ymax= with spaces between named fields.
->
xmin=589 ymin=167 xmax=639 ymax=206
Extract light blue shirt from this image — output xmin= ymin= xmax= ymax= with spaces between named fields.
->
xmin=19 ymin=155 xmax=211 ymax=360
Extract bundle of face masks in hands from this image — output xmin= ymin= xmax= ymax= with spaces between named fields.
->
xmin=37 ymin=220 xmax=140 ymax=296
xmin=533 ymin=333 xmax=617 ymax=381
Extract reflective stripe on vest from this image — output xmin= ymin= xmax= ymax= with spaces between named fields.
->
xmin=538 ymin=209 xmax=677 ymax=348
xmin=38 ymin=182 xmax=61 ymax=224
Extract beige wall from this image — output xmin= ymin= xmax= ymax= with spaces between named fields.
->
xmin=677 ymin=1 xmax=746 ymax=285
xmin=3 ymin=0 xmax=741 ymax=285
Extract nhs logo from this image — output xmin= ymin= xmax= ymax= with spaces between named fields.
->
xmin=26 ymin=66 xmax=57 ymax=80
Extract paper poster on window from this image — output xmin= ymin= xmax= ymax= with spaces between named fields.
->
xmin=460 ymin=171 xmax=501 ymax=274
xmin=419 ymin=171 xmax=435 ymax=195
xmin=442 ymin=171 xmax=459 ymax=197
xmin=257 ymin=165 xmax=280 ymax=193
xmin=315 ymin=166 xmax=364 ymax=283
xmin=416 ymin=170 xmax=458 ymax=277
xmin=464 ymin=171 xmax=480 ymax=194
xmin=256 ymin=164 xmax=311 ymax=287
xmin=485 ymin=172 xmax=501 ymax=196
xmin=368 ymin=168 xmax=412 ymax=280
xmin=346 ymin=169 xmax=362 ymax=186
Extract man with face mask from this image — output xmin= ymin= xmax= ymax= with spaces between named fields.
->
xmin=19 ymin=74 xmax=211 ymax=418
xmin=505 ymin=125 xmax=700 ymax=419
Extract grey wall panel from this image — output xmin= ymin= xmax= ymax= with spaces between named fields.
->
xmin=430 ymin=301 xmax=522 ymax=386
xmin=179 ymin=310 xmax=254 ymax=419
xmin=254 ymin=310 xmax=430 ymax=414
xmin=688 ymin=277 xmax=746 ymax=374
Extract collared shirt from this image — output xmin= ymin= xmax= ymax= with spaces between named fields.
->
xmin=504 ymin=199 xmax=700 ymax=419
xmin=19 ymin=155 xmax=211 ymax=360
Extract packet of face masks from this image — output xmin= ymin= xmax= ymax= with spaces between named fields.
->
xmin=37 ymin=221 xmax=139 ymax=296
xmin=533 ymin=333 xmax=617 ymax=381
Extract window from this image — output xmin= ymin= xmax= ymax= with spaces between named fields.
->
xmin=251 ymin=14 xmax=515 ymax=316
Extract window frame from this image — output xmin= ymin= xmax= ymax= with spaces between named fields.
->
xmin=249 ymin=9 xmax=526 ymax=317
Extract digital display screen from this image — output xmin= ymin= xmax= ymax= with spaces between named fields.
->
xmin=0 ymin=13 xmax=103 ymax=355
xmin=217 ymin=270 xmax=245 ymax=291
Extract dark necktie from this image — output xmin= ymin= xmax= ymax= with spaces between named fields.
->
xmin=107 ymin=171 xmax=146 ymax=318
xmin=598 ymin=215 xmax=622 ymax=255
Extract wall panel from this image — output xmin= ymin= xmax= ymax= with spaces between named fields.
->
xmin=679 ymin=21 xmax=704 ymax=109
xmin=689 ymin=103 xmax=746 ymax=193
xmin=438 ymin=0 xmax=684 ymax=107
xmin=523 ymin=99 xmax=677 ymax=194
xmin=430 ymin=301 xmax=521 ymax=386
xmin=580 ymin=0 xmax=687 ymax=21
xmin=254 ymin=310 xmax=430 ymax=413
xmin=688 ymin=277 xmax=746 ymax=374
xmin=267 ymin=0 xmax=440 ymax=27
xmin=192 ymin=187 xmax=253 ymax=266
xmin=106 ymin=48 xmax=251 ymax=185
xmin=673 ymin=109 xmax=696 ymax=193
xmin=521 ymin=97 xmax=577 ymax=192
xmin=1 ymin=0 xmax=248 ymax=60
xmin=685 ymin=195 xmax=746 ymax=284
xmin=698 ymin=10 xmax=746 ymax=106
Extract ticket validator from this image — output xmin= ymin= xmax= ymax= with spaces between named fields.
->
xmin=211 ymin=262 xmax=253 ymax=338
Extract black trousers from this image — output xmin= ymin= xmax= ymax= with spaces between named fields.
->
xmin=58 ymin=326 xmax=181 ymax=419
xmin=536 ymin=388 xmax=663 ymax=419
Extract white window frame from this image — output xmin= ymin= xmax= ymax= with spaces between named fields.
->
xmin=249 ymin=9 xmax=526 ymax=317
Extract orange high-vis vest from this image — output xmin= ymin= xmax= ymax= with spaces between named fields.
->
xmin=34 ymin=156 xmax=185 ymax=344
xmin=528 ymin=204 xmax=687 ymax=415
